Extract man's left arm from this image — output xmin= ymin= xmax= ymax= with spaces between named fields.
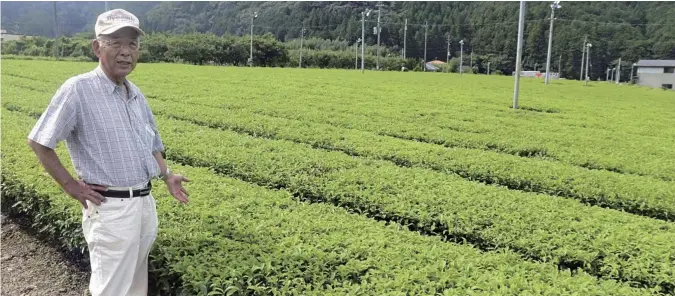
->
xmin=144 ymin=97 xmax=190 ymax=204
xmin=153 ymin=151 xmax=189 ymax=204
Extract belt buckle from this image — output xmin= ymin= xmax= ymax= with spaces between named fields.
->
xmin=138 ymin=181 xmax=152 ymax=197
xmin=140 ymin=188 xmax=151 ymax=196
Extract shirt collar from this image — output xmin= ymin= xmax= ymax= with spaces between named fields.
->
xmin=94 ymin=65 xmax=138 ymax=99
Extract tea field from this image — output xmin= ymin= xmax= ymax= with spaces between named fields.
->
xmin=2 ymin=59 xmax=674 ymax=295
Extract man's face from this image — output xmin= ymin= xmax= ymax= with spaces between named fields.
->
xmin=93 ymin=27 xmax=140 ymax=82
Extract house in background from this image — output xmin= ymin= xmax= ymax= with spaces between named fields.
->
xmin=1 ymin=28 xmax=26 ymax=42
xmin=510 ymin=70 xmax=560 ymax=79
xmin=635 ymin=60 xmax=675 ymax=90
xmin=425 ymin=60 xmax=445 ymax=72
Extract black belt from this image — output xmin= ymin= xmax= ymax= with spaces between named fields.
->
xmin=96 ymin=181 xmax=152 ymax=198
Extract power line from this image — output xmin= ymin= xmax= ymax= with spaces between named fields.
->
xmin=556 ymin=18 xmax=673 ymax=27
xmin=365 ymin=17 xmax=672 ymax=31
xmin=257 ymin=21 xmax=362 ymax=30
xmin=253 ymin=4 xmax=672 ymax=28
xmin=366 ymin=19 xmax=547 ymax=29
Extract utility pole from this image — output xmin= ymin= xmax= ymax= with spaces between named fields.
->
xmin=362 ymin=11 xmax=366 ymax=73
xmin=611 ymin=67 xmax=615 ymax=81
xmin=299 ymin=27 xmax=306 ymax=68
xmin=403 ymin=18 xmax=407 ymax=59
xmin=585 ymin=43 xmax=592 ymax=86
xmin=355 ymin=38 xmax=361 ymax=70
xmin=53 ymin=1 xmax=59 ymax=59
xmin=376 ymin=1 xmax=383 ymax=70
xmin=423 ymin=21 xmax=428 ymax=72
xmin=580 ymin=35 xmax=587 ymax=81
xmin=459 ymin=39 xmax=464 ymax=75
xmin=470 ymin=51 xmax=473 ymax=70
xmin=558 ymin=55 xmax=562 ymax=79
xmin=446 ymin=34 xmax=452 ymax=73
xmin=361 ymin=9 xmax=370 ymax=73
xmin=250 ymin=11 xmax=258 ymax=67
xmin=513 ymin=1 xmax=526 ymax=109
xmin=616 ymin=58 xmax=621 ymax=84
xmin=606 ymin=68 xmax=610 ymax=82
xmin=446 ymin=34 xmax=451 ymax=62
xmin=446 ymin=34 xmax=451 ymax=72
xmin=545 ymin=1 xmax=561 ymax=84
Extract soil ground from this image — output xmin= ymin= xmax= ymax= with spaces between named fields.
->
xmin=1 ymin=214 xmax=90 ymax=296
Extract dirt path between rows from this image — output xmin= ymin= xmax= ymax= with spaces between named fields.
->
xmin=1 ymin=214 xmax=90 ymax=296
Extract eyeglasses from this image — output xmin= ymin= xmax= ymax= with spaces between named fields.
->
xmin=98 ymin=38 xmax=140 ymax=51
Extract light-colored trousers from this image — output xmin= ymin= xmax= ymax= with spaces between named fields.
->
xmin=82 ymin=182 xmax=158 ymax=296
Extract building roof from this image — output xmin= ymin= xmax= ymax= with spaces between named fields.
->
xmin=427 ymin=60 xmax=446 ymax=65
xmin=636 ymin=60 xmax=675 ymax=67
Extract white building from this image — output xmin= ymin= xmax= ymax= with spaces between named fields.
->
xmin=635 ymin=60 xmax=675 ymax=90
xmin=1 ymin=29 xmax=26 ymax=42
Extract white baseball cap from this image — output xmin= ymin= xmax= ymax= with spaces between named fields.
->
xmin=95 ymin=9 xmax=144 ymax=37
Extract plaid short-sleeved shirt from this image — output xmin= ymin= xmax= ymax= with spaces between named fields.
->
xmin=28 ymin=66 xmax=164 ymax=187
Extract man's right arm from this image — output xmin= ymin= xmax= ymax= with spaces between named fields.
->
xmin=27 ymin=81 xmax=106 ymax=208
xmin=27 ymin=140 xmax=107 ymax=208
xmin=27 ymin=139 xmax=76 ymax=188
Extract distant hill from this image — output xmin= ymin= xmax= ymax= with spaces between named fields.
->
xmin=2 ymin=1 xmax=673 ymax=68
xmin=1 ymin=2 xmax=159 ymax=37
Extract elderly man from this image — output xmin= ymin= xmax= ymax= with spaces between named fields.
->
xmin=27 ymin=9 xmax=189 ymax=296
